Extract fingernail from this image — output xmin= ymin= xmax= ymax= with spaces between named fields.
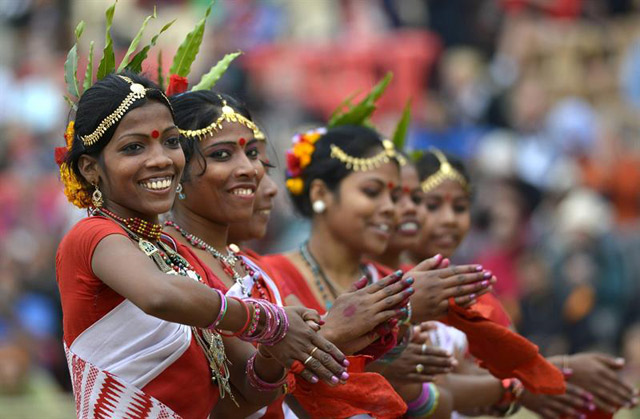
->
xmin=404 ymin=277 xmax=414 ymax=285
xmin=331 ymin=375 xmax=339 ymax=384
xmin=311 ymin=375 xmax=319 ymax=384
xmin=562 ymin=367 xmax=573 ymax=377
xmin=481 ymin=280 xmax=489 ymax=287
xmin=394 ymin=269 xmax=403 ymax=277
xmin=589 ymin=404 xmax=596 ymax=411
xmin=483 ymin=271 xmax=492 ymax=279
xmin=406 ymin=287 xmax=414 ymax=294
xmin=341 ymin=371 xmax=349 ymax=380
xmin=434 ymin=254 xmax=442 ymax=262
xmin=582 ymin=392 xmax=592 ymax=401
xmin=469 ymin=293 xmax=476 ymax=300
xmin=343 ymin=359 xmax=350 ymax=367
xmin=616 ymin=357 xmax=625 ymax=364
xmin=318 ymin=319 xmax=326 ymax=325
xmin=475 ymin=265 xmax=483 ymax=271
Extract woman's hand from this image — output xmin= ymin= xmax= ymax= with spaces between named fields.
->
xmin=520 ymin=383 xmax=595 ymax=418
xmin=564 ymin=353 xmax=639 ymax=413
xmin=262 ymin=306 xmax=349 ymax=386
xmin=320 ymin=270 xmax=414 ymax=354
xmin=407 ymin=255 xmax=496 ymax=322
xmin=382 ymin=341 xmax=456 ymax=384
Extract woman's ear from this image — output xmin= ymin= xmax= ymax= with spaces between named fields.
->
xmin=309 ymin=179 xmax=334 ymax=209
xmin=78 ymin=155 xmax=100 ymax=186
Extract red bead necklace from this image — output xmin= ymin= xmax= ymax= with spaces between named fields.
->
xmin=165 ymin=221 xmax=269 ymax=300
xmin=98 ymin=208 xmax=163 ymax=241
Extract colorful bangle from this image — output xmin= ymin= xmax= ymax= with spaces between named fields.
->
xmin=219 ymin=297 xmax=252 ymax=337
xmin=246 ymin=352 xmax=288 ymax=392
xmin=207 ymin=288 xmax=228 ymax=330
xmin=399 ymin=301 xmax=413 ymax=326
xmin=378 ymin=326 xmax=411 ymax=364
xmin=406 ymin=383 xmax=440 ymax=417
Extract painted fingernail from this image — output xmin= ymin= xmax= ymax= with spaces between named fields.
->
xmin=434 ymin=254 xmax=442 ymax=262
xmin=469 ymin=294 xmax=476 ymax=300
xmin=343 ymin=359 xmax=350 ymax=367
xmin=562 ymin=367 xmax=573 ymax=377
xmin=311 ymin=375 xmax=319 ymax=384
xmin=341 ymin=371 xmax=349 ymax=380
xmin=318 ymin=319 xmax=326 ymax=325
xmin=394 ymin=269 xmax=403 ymax=277
xmin=483 ymin=271 xmax=492 ymax=279
xmin=404 ymin=277 xmax=414 ymax=285
xmin=331 ymin=375 xmax=339 ymax=384
xmin=481 ymin=280 xmax=489 ymax=287
xmin=406 ymin=287 xmax=414 ymax=294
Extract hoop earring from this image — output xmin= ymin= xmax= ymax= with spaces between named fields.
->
xmin=177 ymin=183 xmax=186 ymax=200
xmin=312 ymin=200 xmax=326 ymax=214
xmin=91 ymin=183 xmax=103 ymax=208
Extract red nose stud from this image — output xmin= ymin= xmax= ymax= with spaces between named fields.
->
xmin=151 ymin=130 xmax=160 ymax=138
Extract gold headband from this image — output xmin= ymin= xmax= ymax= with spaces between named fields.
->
xmin=178 ymin=100 xmax=265 ymax=141
xmin=330 ymin=139 xmax=400 ymax=171
xmin=80 ymin=75 xmax=171 ymax=147
xmin=421 ymin=149 xmax=470 ymax=193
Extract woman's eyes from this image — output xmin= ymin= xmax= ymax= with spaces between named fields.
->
xmin=362 ymin=188 xmax=382 ymax=198
xmin=122 ymin=143 xmax=143 ymax=153
xmin=246 ymin=147 xmax=259 ymax=159
xmin=411 ymin=193 xmax=424 ymax=205
xmin=425 ymin=201 xmax=440 ymax=211
xmin=208 ymin=149 xmax=232 ymax=160
xmin=165 ymin=136 xmax=181 ymax=148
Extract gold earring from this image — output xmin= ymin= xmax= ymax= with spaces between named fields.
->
xmin=91 ymin=183 xmax=103 ymax=208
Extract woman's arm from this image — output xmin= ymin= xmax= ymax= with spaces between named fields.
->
xmin=92 ymin=234 xmax=247 ymax=330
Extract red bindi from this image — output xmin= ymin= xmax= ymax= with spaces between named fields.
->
xmin=403 ymin=186 xmax=410 ymax=194
xmin=238 ymin=137 xmax=246 ymax=146
xmin=151 ymin=130 xmax=160 ymax=138
xmin=387 ymin=182 xmax=395 ymax=190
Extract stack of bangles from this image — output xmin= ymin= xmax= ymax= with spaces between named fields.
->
xmin=406 ymin=382 xmax=440 ymax=417
xmin=207 ymin=290 xmax=289 ymax=346
xmin=490 ymin=378 xmax=524 ymax=416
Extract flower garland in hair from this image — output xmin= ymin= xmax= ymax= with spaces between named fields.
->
xmin=285 ymin=127 xmax=326 ymax=195
xmin=284 ymin=72 xmax=394 ymax=196
xmin=55 ymin=122 xmax=93 ymax=208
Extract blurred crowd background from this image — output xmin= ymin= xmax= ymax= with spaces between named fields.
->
xmin=1 ymin=0 xmax=639 ymax=416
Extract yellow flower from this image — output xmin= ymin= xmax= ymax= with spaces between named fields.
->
xmin=299 ymin=153 xmax=311 ymax=169
xmin=60 ymin=162 xmax=91 ymax=208
xmin=64 ymin=121 xmax=75 ymax=149
xmin=286 ymin=177 xmax=304 ymax=195
xmin=293 ymin=141 xmax=314 ymax=158
xmin=304 ymin=132 xmax=321 ymax=144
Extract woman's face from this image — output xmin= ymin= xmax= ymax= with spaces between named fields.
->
xmin=228 ymin=170 xmax=278 ymax=243
xmin=414 ymin=179 xmax=471 ymax=259
xmin=323 ymin=160 xmax=400 ymax=256
xmin=180 ymin=121 xmax=264 ymax=225
xmin=387 ymin=163 xmax=426 ymax=252
xmin=94 ymin=101 xmax=184 ymax=220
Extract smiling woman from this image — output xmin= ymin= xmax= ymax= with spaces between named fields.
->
xmin=55 ymin=73 xmax=313 ymax=419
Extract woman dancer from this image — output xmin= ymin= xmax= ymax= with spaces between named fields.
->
xmin=166 ymin=90 xmax=417 ymax=418
xmin=55 ymin=73 xmax=347 ymax=418
xmin=409 ymin=149 xmax=639 ymax=417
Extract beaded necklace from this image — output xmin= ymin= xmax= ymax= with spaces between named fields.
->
xmin=94 ymin=209 xmax=235 ymax=403
xmin=165 ymin=221 xmax=270 ymax=300
xmin=299 ymin=241 xmax=369 ymax=311
xmin=98 ymin=207 xmax=163 ymax=241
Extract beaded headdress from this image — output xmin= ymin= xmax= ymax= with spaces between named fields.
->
xmin=285 ymin=73 xmax=403 ymax=195
xmin=420 ymin=149 xmax=470 ymax=193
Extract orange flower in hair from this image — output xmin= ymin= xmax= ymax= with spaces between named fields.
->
xmin=285 ymin=127 xmax=326 ymax=195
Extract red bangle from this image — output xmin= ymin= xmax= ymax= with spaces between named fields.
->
xmin=219 ymin=297 xmax=252 ymax=337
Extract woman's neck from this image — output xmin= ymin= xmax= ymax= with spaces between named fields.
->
xmin=307 ymin=221 xmax=363 ymax=291
xmin=170 ymin=206 xmax=229 ymax=251
xmin=374 ymin=246 xmax=402 ymax=270
xmin=102 ymin=201 xmax=160 ymax=225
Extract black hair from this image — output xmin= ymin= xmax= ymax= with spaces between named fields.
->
xmin=65 ymin=71 xmax=172 ymax=187
xmin=169 ymin=90 xmax=254 ymax=181
xmin=291 ymin=125 xmax=396 ymax=217
xmin=414 ymin=150 xmax=471 ymax=187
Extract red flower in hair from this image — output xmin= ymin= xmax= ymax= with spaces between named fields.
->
xmin=54 ymin=147 xmax=68 ymax=166
xmin=286 ymin=150 xmax=302 ymax=178
xmin=166 ymin=74 xmax=189 ymax=96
